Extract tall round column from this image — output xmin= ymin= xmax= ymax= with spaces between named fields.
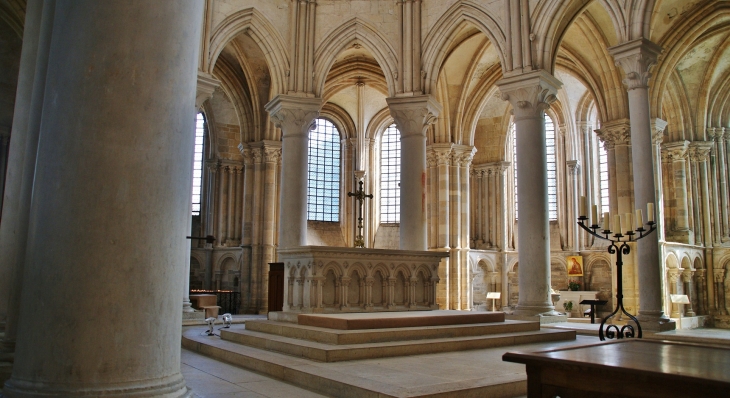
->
xmin=498 ymin=71 xmax=562 ymax=316
xmin=265 ymin=95 xmax=321 ymax=249
xmin=386 ymin=95 xmax=441 ymax=251
xmin=609 ymin=39 xmax=671 ymax=328
xmin=4 ymin=2 xmax=202 ymax=397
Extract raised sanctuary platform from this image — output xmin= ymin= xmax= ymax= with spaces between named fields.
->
xmin=297 ymin=310 xmax=505 ymax=330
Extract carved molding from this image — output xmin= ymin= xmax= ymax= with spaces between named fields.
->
xmin=595 ymin=120 xmax=631 ymax=149
xmin=652 ymin=118 xmax=668 ymax=145
xmin=567 ymin=160 xmax=580 ymax=176
xmin=688 ymin=141 xmax=713 ymax=162
xmin=662 ymin=141 xmax=689 ymax=161
xmin=608 ymin=38 xmax=663 ymax=90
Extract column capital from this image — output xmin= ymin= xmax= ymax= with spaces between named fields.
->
xmin=661 ymin=140 xmax=689 ymax=161
xmin=608 ymin=38 xmax=663 ymax=90
xmin=426 ymin=151 xmax=437 ymax=167
xmin=714 ymin=268 xmax=725 ymax=281
xmin=386 ymin=95 xmax=441 ymax=138
xmin=688 ymin=141 xmax=713 ymax=162
xmin=708 ymin=126 xmax=726 ymax=142
xmin=453 ymin=145 xmax=476 ymax=167
xmin=497 ymin=70 xmax=561 ymax=120
xmin=196 ymin=71 xmax=221 ymax=110
xmin=496 ymin=161 xmax=511 ymax=174
xmin=595 ymin=119 xmax=631 ymax=149
xmin=651 ymin=118 xmax=668 ymax=144
xmin=566 ymin=159 xmax=580 ymax=176
xmin=695 ymin=268 xmax=706 ymax=280
xmin=251 ymin=147 xmax=263 ymax=164
xmin=265 ymin=94 xmax=322 ymax=137
xmin=682 ymin=268 xmax=694 ymax=283
xmin=430 ymin=143 xmax=453 ymax=165
xmin=667 ymin=268 xmax=681 ymax=283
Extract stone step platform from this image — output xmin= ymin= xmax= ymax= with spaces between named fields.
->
xmin=221 ymin=323 xmax=574 ymax=362
xmin=245 ymin=319 xmax=539 ymax=345
xmin=297 ymin=310 xmax=505 ymax=330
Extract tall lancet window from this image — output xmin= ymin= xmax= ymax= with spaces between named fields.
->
xmin=307 ymin=118 xmax=341 ymax=222
xmin=512 ymin=117 xmax=558 ymax=220
xmin=380 ymin=124 xmax=400 ymax=223
xmin=191 ymin=112 xmax=205 ymax=216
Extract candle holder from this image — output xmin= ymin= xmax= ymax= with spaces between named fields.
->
xmin=576 ymin=216 xmax=656 ymax=340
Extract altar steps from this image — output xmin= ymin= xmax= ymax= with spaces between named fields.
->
xmin=220 ymin=319 xmax=573 ymax=362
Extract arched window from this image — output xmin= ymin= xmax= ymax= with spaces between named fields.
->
xmin=191 ymin=112 xmax=205 ymax=216
xmin=307 ymin=118 xmax=341 ymax=222
xmin=380 ymin=124 xmax=400 ymax=223
xmin=512 ymin=117 xmax=558 ymax=220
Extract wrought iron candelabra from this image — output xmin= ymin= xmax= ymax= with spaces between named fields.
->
xmin=577 ymin=209 xmax=656 ymax=341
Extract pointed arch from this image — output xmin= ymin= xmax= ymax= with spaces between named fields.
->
xmin=313 ymin=18 xmax=398 ymax=98
xmin=531 ymin=0 xmax=592 ymax=74
xmin=207 ymin=8 xmax=288 ymax=96
xmin=421 ymin=1 xmax=506 ymax=94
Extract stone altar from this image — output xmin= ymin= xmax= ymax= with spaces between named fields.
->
xmin=277 ymin=246 xmax=449 ymax=313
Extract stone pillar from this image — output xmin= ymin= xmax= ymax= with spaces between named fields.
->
xmin=260 ymin=144 xmax=281 ymax=313
xmin=265 ymin=95 xmax=321 ymax=249
xmin=609 ymin=38 xmax=671 ymax=328
xmin=695 ymin=268 xmax=706 ymax=315
xmin=651 ymin=120 xmax=668 ymax=243
xmin=432 ymin=144 xmax=451 ymax=249
xmin=497 ymin=163 xmax=510 ymax=251
xmin=3 ymin=2 xmax=202 ymax=396
xmin=663 ymin=141 xmax=692 ymax=243
xmin=567 ymin=160 xmax=581 ymax=250
xmin=667 ymin=269 xmax=681 ymax=318
xmin=0 ymin=0 xmax=51 ymax=366
xmin=713 ymin=127 xmax=730 ymax=242
xmin=217 ymin=164 xmax=229 ymax=245
xmin=708 ymin=128 xmax=723 ymax=244
xmin=498 ymin=70 xmax=562 ymax=316
xmin=387 ymin=95 xmax=441 ymax=250
xmin=682 ymin=269 xmax=696 ymax=317
xmin=688 ymin=143 xmax=703 ymax=245
xmin=714 ymin=269 xmax=727 ymax=316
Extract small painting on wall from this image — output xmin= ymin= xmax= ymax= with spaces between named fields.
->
xmin=567 ymin=255 xmax=584 ymax=277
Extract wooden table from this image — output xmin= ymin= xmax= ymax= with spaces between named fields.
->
xmin=503 ymin=339 xmax=730 ymax=397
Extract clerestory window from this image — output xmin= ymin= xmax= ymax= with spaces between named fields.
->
xmin=191 ymin=112 xmax=205 ymax=216
xmin=512 ymin=117 xmax=558 ymax=221
xmin=307 ymin=118 xmax=341 ymax=222
xmin=380 ymin=124 xmax=400 ymax=223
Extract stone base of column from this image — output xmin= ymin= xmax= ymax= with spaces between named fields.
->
xmin=511 ymin=304 xmax=562 ymax=318
xmin=635 ymin=311 xmax=676 ymax=332
xmin=182 ymin=300 xmax=195 ymax=313
xmin=3 ymin=373 xmax=191 ymax=398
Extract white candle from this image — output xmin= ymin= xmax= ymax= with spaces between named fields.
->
xmin=614 ymin=215 xmax=621 ymax=235
xmin=647 ymin=203 xmax=654 ymax=222
xmin=603 ymin=212 xmax=610 ymax=231
xmin=625 ymin=213 xmax=633 ymax=233
xmin=579 ymin=196 xmax=586 ymax=218
xmin=591 ymin=205 xmax=598 ymax=226
xmin=635 ymin=209 xmax=643 ymax=228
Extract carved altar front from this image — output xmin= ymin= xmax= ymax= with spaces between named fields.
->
xmin=277 ymin=246 xmax=449 ymax=313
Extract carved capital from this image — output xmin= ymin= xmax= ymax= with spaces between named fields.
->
xmin=708 ymin=127 xmax=726 ymax=143
xmin=652 ymin=118 xmax=668 ymax=145
xmin=567 ymin=160 xmax=580 ymax=176
xmin=662 ymin=141 xmax=689 ymax=162
xmin=714 ymin=269 xmax=725 ymax=281
xmin=667 ymin=268 xmax=680 ymax=284
xmin=688 ymin=141 xmax=713 ymax=162
xmin=431 ymin=144 xmax=452 ymax=166
xmin=497 ymin=70 xmax=561 ymax=120
xmin=265 ymin=95 xmax=322 ymax=138
xmin=426 ymin=151 xmax=437 ymax=167
xmin=608 ymin=38 xmax=663 ymax=90
xmin=264 ymin=147 xmax=282 ymax=163
xmin=251 ymin=148 xmax=263 ymax=164
xmin=455 ymin=146 xmax=476 ymax=167
xmin=386 ymin=95 xmax=441 ymax=138
xmin=497 ymin=161 xmax=510 ymax=175
xmin=682 ymin=269 xmax=694 ymax=283
xmin=241 ymin=148 xmax=253 ymax=165
xmin=196 ymin=71 xmax=221 ymax=110
xmin=695 ymin=268 xmax=706 ymax=281
xmin=595 ymin=120 xmax=631 ymax=149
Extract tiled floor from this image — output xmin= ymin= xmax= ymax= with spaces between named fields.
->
xmin=182 ymin=349 xmax=327 ymax=398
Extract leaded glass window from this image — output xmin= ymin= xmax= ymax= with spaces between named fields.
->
xmin=380 ymin=124 xmax=400 ymax=223
xmin=307 ymin=118 xmax=341 ymax=221
xmin=512 ymin=117 xmax=558 ymax=220
xmin=191 ymin=112 xmax=205 ymax=216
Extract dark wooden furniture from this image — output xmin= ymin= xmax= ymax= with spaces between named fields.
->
xmin=503 ymin=339 xmax=730 ymax=398
xmin=579 ymin=299 xmax=607 ymax=323
xmin=267 ymin=262 xmax=284 ymax=312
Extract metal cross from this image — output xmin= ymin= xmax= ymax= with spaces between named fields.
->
xmin=347 ymin=180 xmax=373 ymax=248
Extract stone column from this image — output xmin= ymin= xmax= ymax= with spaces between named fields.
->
xmin=260 ymin=144 xmax=281 ymax=313
xmin=713 ymin=127 xmax=730 ymax=242
xmin=265 ymin=95 xmax=321 ymax=249
xmin=497 ymin=163 xmax=510 ymax=251
xmin=609 ymin=38 xmax=671 ymax=328
xmin=0 ymin=0 xmax=51 ymax=366
xmin=3 ymin=2 xmax=202 ymax=397
xmin=695 ymin=268 xmax=706 ymax=315
xmin=667 ymin=269 xmax=681 ymax=318
xmin=708 ymin=128 xmax=723 ymax=244
xmin=498 ymin=70 xmax=562 ymax=316
xmin=682 ymin=269 xmax=696 ymax=317
xmin=387 ymin=95 xmax=441 ymax=250
xmin=688 ymin=143 xmax=703 ymax=245
xmin=663 ymin=141 xmax=692 ymax=243
xmin=714 ymin=269 xmax=727 ymax=315
xmin=217 ymin=164 xmax=229 ymax=245
xmin=567 ymin=160 xmax=581 ymax=250
xmin=651 ymin=119 xmax=668 ymax=243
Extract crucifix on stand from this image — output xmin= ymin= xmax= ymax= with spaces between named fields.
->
xmin=348 ymin=179 xmax=372 ymax=248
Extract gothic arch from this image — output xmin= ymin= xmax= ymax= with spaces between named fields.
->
xmin=421 ymin=1 xmax=506 ymax=94
xmin=531 ymin=0 xmax=592 ymax=74
xmin=215 ymin=252 xmax=238 ymax=273
xmin=319 ymin=103 xmax=356 ymax=140
xmin=312 ymin=18 xmax=398 ymax=98
xmin=207 ymin=8 xmax=288 ymax=95
xmin=367 ymin=108 xmax=394 ymax=141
